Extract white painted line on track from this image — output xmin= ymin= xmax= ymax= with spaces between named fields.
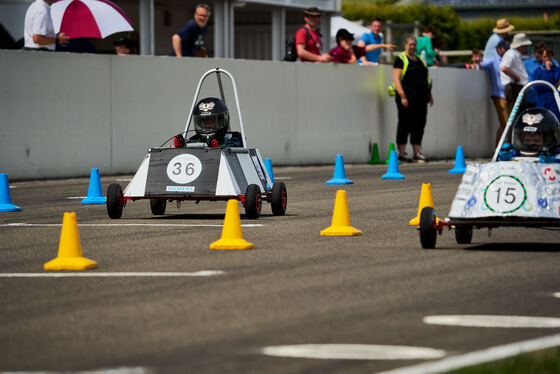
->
xmin=261 ymin=344 xmax=446 ymax=360
xmin=375 ymin=332 xmax=560 ymax=374
xmin=67 ymin=196 xmax=87 ymax=199
xmin=274 ymin=177 xmax=292 ymax=180
xmin=116 ymin=178 xmax=132 ymax=182
xmin=1 ymin=223 xmax=263 ymax=228
xmin=553 ymin=292 xmax=560 ymax=299
xmin=424 ymin=315 xmax=560 ymax=328
xmin=0 ymin=271 xmax=224 ymax=278
xmin=0 ymin=366 xmax=151 ymax=374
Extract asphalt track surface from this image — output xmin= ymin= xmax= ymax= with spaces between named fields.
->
xmin=1 ymin=162 xmax=559 ymax=374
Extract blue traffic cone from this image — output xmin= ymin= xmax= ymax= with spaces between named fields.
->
xmin=265 ymin=158 xmax=275 ymax=189
xmin=81 ymin=168 xmax=107 ymax=205
xmin=326 ymin=154 xmax=353 ymax=185
xmin=382 ymin=151 xmax=405 ymax=179
xmin=449 ymin=146 xmax=466 ymax=174
xmin=0 ymin=173 xmax=22 ymax=212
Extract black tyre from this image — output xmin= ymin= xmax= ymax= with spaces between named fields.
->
xmin=150 ymin=199 xmax=166 ymax=215
xmin=455 ymin=225 xmax=473 ymax=244
xmin=419 ymin=206 xmax=437 ymax=249
xmin=244 ymin=184 xmax=262 ymax=219
xmin=271 ymin=181 xmax=287 ymax=216
xmin=107 ymin=183 xmax=124 ymax=219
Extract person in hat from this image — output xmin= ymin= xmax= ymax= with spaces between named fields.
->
xmin=483 ymin=18 xmax=514 ymax=63
xmin=328 ymin=29 xmax=364 ymax=64
xmin=500 ymin=33 xmax=531 ymax=118
xmin=170 ymin=4 xmax=210 ymax=57
xmin=295 ymin=7 xmax=330 ymax=63
xmin=113 ymin=37 xmax=135 ymax=55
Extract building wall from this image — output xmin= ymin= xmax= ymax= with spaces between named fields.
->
xmin=0 ymin=49 xmax=497 ymax=180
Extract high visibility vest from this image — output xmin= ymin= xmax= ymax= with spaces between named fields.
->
xmin=388 ymin=52 xmax=431 ymax=96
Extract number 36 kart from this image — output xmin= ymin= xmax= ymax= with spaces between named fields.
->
xmin=106 ymin=68 xmax=287 ymax=219
xmin=419 ymin=81 xmax=560 ymax=249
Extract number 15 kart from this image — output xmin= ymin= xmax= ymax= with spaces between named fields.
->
xmin=106 ymin=68 xmax=287 ymax=219
xmin=419 ymin=81 xmax=560 ymax=249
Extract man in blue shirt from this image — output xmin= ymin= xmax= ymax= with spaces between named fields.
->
xmin=481 ymin=40 xmax=509 ymax=146
xmin=356 ymin=19 xmax=395 ymax=65
xmin=482 ymin=18 xmax=514 ymax=63
xmin=170 ymin=4 xmax=211 ymax=57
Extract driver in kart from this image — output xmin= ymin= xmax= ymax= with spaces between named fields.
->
xmin=498 ymin=107 xmax=560 ymax=163
xmin=173 ymin=97 xmax=243 ymax=148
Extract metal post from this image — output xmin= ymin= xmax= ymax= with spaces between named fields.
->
xmin=414 ymin=20 xmax=421 ymax=38
xmin=139 ymin=0 xmax=154 ymax=55
xmin=271 ymin=7 xmax=285 ymax=61
xmin=386 ymin=20 xmax=393 ymax=62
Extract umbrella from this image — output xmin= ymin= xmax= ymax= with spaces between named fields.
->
xmin=51 ymin=0 xmax=133 ymax=39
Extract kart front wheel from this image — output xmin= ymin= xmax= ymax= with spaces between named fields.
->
xmin=107 ymin=183 xmax=124 ymax=219
xmin=455 ymin=225 xmax=473 ymax=244
xmin=244 ymin=184 xmax=262 ymax=219
xmin=271 ymin=181 xmax=287 ymax=216
xmin=419 ymin=207 xmax=437 ymax=249
xmin=150 ymin=199 xmax=166 ymax=215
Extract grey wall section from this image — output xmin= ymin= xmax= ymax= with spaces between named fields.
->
xmin=0 ymin=50 xmax=497 ymax=179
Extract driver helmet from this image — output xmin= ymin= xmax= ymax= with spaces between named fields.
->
xmin=192 ymin=97 xmax=230 ymax=143
xmin=512 ymin=108 xmax=559 ymax=156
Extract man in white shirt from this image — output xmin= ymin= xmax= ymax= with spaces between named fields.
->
xmin=24 ymin=0 xmax=68 ymax=50
xmin=500 ymin=32 xmax=531 ymax=118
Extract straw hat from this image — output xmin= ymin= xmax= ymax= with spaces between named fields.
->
xmin=493 ymin=19 xmax=514 ymax=34
xmin=510 ymin=33 xmax=532 ymax=49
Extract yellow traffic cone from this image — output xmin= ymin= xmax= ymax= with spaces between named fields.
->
xmin=44 ymin=212 xmax=98 ymax=270
xmin=320 ymin=190 xmax=362 ymax=236
xmin=210 ymin=199 xmax=254 ymax=250
xmin=409 ymin=183 xmax=436 ymax=226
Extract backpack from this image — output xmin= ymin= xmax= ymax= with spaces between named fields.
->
xmin=284 ymin=27 xmax=311 ymax=62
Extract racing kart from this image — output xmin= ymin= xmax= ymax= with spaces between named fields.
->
xmin=106 ymin=68 xmax=287 ymax=219
xmin=419 ymin=80 xmax=560 ymax=249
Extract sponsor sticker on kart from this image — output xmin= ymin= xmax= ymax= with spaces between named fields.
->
xmin=166 ymin=186 xmax=195 ymax=192
xmin=543 ymin=167 xmax=558 ymax=182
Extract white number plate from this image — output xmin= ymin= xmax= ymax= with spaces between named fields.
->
xmin=166 ymin=154 xmax=202 ymax=184
xmin=483 ymin=175 xmax=527 ymax=214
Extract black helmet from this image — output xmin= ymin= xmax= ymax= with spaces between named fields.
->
xmin=512 ymin=108 xmax=559 ymax=156
xmin=192 ymin=97 xmax=230 ymax=143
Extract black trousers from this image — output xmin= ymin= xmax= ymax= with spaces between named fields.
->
xmin=396 ymin=96 xmax=428 ymax=145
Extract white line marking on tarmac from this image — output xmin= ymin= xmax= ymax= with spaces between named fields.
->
xmin=67 ymin=196 xmax=87 ymax=199
xmin=553 ymin=292 xmax=560 ymax=299
xmin=261 ymin=344 xmax=446 ymax=360
xmin=0 ymin=366 xmax=151 ymax=374
xmin=274 ymin=177 xmax=292 ymax=180
xmin=424 ymin=315 xmax=560 ymax=328
xmin=0 ymin=271 xmax=224 ymax=277
xmin=375 ymin=332 xmax=560 ymax=374
xmin=1 ymin=223 xmax=263 ymax=228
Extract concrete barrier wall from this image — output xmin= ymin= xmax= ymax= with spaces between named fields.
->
xmin=0 ymin=50 xmax=497 ymax=179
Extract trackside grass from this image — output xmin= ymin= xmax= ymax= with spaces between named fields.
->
xmin=445 ymin=347 xmax=560 ymax=374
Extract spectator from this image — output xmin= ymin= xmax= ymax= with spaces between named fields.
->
xmin=356 ymin=19 xmax=395 ymax=65
xmin=415 ymin=26 xmax=438 ymax=67
xmin=170 ymin=4 xmax=210 ymax=57
xmin=500 ymin=33 xmax=531 ymax=119
xmin=328 ymin=29 xmax=363 ymax=64
xmin=465 ymin=49 xmax=482 ymax=70
xmin=483 ymin=18 xmax=514 ymax=63
xmin=295 ymin=7 xmax=330 ymax=63
xmin=23 ymin=0 xmax=69 ymax=51
xmin=480 ymin=41 xmax=510 ymax=146
xmin=113 ymin=37 xmax=135 ymax=55
xmin=533 ymin=46 xmax=560 ymax=120
xmin=523 ymin=42 xmax=545 ymax=108
xmin=392 ymin=35 xmax=434 ymax=163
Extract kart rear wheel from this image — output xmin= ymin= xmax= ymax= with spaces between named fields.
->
xmin=244 ymin=184 xmax=262 ymax=219
xmin=271 ymin=181 xmax=287 ymax=216
xmin=150 ymin=199 xmax=166 ymax=215
xmin=455 ymin=225 xmax=473 ymax=244
xmin=419 ymin=207 xmax=437 ymax=249
xmin=107 ymin=183 xmax=124 ymax=219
